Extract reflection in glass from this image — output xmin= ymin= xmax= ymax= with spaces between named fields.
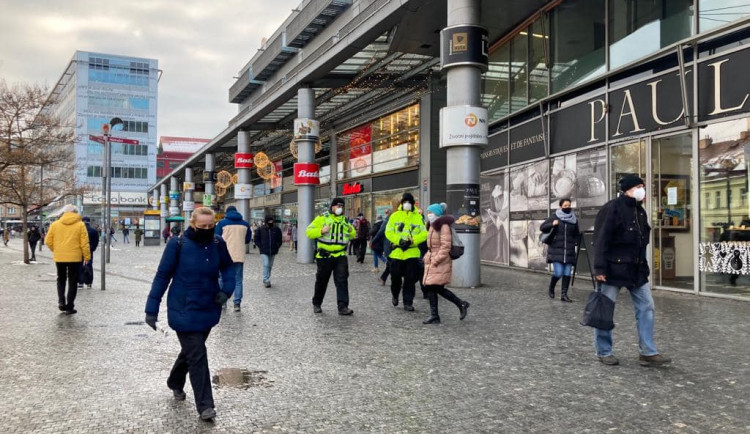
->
xmin=510 ymin=32 xmax=529 ymax=112
xmin=529 ymin=19 xmax=549 ymax=104
xmin=483 ymin=44 xmax=510 ymax=123
xmin=610 ymin=141 xmax=646 ymax=199
xmin=700 ymin=0 xmax=750 ymax=33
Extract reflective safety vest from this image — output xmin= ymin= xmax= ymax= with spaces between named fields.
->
xmin=306 ymin=212 xmax=356 ymax=258
xmin=385 ymin=205 xmax=428 ymax=260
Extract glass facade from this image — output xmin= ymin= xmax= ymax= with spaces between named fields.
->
xmin=700 ymin=1 xmax=750 ymax=32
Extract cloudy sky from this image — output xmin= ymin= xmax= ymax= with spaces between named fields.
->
xmin=0 ymin=0 xmax=300 ymax=140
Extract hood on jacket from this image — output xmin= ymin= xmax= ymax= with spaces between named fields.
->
xmin=224 ymin=209 xmax=244 ymax=221
xmin=60 ymin=212 xmax=82 ymax=225
xmin=430 ymin=215 xmax=455 ymax=232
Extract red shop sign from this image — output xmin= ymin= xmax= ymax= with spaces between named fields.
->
xmin=235 ymin=153 xmax=254 ymax=169
xmin=342 ymin=182 xmax=363 ymax=195
xmin=294 ymin=163 xmax=320 ymax=185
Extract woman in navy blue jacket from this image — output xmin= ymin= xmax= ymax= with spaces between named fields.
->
xmin=145 ymin=207 xmax=235 ymax=421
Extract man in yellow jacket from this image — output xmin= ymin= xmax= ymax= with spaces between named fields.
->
xmin=45 ymin=205 xmax=91 ymax=314
xmin=385 ymin=192 xmax=428 ymax=311
xmin=306 ymin=197 xmax=355 ymax=315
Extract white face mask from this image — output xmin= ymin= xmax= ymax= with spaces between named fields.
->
xmin=402 ymin=202 xmax=413 ymax=211
xmin=334 ymin=207 xmax=343 ymax=216
xmin=633 ymin=187 xmax=646 ymax=202
xmin=427 ymin=213 xmax=436 ymax=223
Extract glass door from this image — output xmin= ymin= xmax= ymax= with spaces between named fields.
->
xmin=651 ymin=134 xmax=694 ymax=290
xmin=610 ymin=140 xmax=646 ymax=199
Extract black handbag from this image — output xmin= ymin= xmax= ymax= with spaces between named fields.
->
xmin=539 ymin=225 xmax=557 ymax=245
xmin=82 ymin=263 xmax=93 ymax=283
xmin=580 ymin=283 xmax=615 ymax=330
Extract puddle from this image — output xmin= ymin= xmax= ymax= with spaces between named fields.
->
xmin=125 ymin=321 xmax=145 ymax=326
xmin=212 ymin=368 xmax=273 ymax=389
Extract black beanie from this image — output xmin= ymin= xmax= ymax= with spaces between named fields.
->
xmin=331 ymin=197 xmax=345 ymax=208
xmin=619 ymin=174 xmax=644 ymax=192
xmin=401 ymin=192 xmax=415 ymax=205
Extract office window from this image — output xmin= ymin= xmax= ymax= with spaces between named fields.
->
xmin=484 ymin=44 xmax=511 ymax=123
xmin=510 ymin=32 xmax=529 ymax=112
xmin=528 ymin=18 xmax=549 ymax=104
xmin=714 ymin=191 xmax=721 ymax=209
xmin=169 ymin=162 xmax=179 ymax=170
xmin=89 ymin=57 xmax=110 ymax=70
xmin=122 ymin=120 xmax=148 ymax=133
xmin=741 ymin=188 xmax=747 ymax=206
xmin=8 ymin=207 xmax=16 ymax=215
xmin=130 ymin=62 xmax=149 ymax=75
xmin=157 ymin=161 xmax=164 ymax=169
xmin=700 ymin=1 xmax=750 ymax=33
xmin=704 ymin=191 xmax=710 ymax=209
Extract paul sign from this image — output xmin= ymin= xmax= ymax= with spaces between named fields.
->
xmin=293 ymin=163 xmax=320 ymax=185
xmin=235 ymin=153 xmax=254 ymax=169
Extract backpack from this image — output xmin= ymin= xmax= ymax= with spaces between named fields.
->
xmin=448 ymin=225 xmax=464 ymax=260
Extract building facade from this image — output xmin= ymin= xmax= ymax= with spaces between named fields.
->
xmin=157 ymin=137 xmax=210 ymax=180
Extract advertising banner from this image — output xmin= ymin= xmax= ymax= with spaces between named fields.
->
xmin=234 ymin=183 xmax=252 ymax=199
xmin=183 ymin=182 xmax=195 ymax=191
xmin=294 ymin=163 xmax=320 ymax=185
xmin=202 ymin=194 xmax=213 ymax=206
xmin=294 ymin=118 xmax=320 ymax=141
xmin=182 ymin=201 xmax=195 ymax=212
xmin=235 ymin=153 xmax=254 ymax=169
xmin=440 ymin=106 xmax=488 ymax=147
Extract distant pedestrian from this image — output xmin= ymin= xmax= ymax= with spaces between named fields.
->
xmin=3 ymin=228 xmax=9 ymax=246
xmin=592 ymin=174 xmax=671 ymax=367
xmin=306 ymin=198 xmax=355 ymax=315
xmin=540 ymin=198 xmax=580 ymax=302
xmin=374 ymin=209 xmax=392 ymax=285
xmin=122 ymin=227 xmax=130 ymax=244
xmin=354 ymin=213 xmax=370 ymax=264
xmin=170 ymin=224 xmax=181 ymax=238
xmin=215 ymin=206 xmax=251 ymax=311
xmin=44 ymin=205 xmax=91 ymax=315
xmin=369 ymin=215 xmax=386 ymax=273
xmin=39 ymin=226 xmax=45 ymax=251
xmin=254 ymin=216 xmax=282 ymax=288
xmin=385 ymin=193 xmax=428 ymax=311
xmin=78 ymin=217 xmax=100 ymax=289
xmin=421 ymin=203 xmax=470 ymax=324
xmin=134 ymin=226 xmax=144 ymax=247
xmin=162 ymin=226 xmax=170 ymax=244
xmin=291 ymin=223 xmax=298 ymax=252
xmin=145 ymin=207 xmax=235 ymax=421
xmin=28 ymin=225 xmax=42 ymax=261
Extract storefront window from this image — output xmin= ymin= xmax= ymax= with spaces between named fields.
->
xmin=550 ymin=0 xmax=606 ymax=93
xmin=610 ymin=141 xmax=646 ymax=199
xmin=700 ymin=1 xmax=750 ymax=33
xmin=529 ymin=19 xmax=549 ymax=104
xmin=484 ymin=44 xmax=510 ymax=123
xmin=699 ymin=119 xmax=750 ymax=298
xmin=510 ymin=31 xmax=529 ymax=112
xmin=609 ymin=0 xmax=693 ymax=69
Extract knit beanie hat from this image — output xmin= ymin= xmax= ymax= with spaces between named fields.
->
xmin=401 ymin=192 xmax=415 ymax=205
xmin=426 ymin=203 xmax=447 ymax=217
xmin=619 ymin=174 xmax=644 ymax=192
xmin=331 ymin=197 xmax=345 ymax=208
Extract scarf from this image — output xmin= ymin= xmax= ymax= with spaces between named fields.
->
xmin=555 ymin=208 xmax=577 ymax=225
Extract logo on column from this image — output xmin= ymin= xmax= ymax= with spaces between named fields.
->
xmin=294 ymin=163 xmax=320 ymax=185
xmin=235 ymin=153 xmax=254 ymax=169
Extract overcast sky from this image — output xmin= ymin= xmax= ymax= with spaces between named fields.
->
xmin=0 ymin=0 xmax=301 ymax=140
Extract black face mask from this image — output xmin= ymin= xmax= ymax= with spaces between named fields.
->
xmin=561 ymin=208 xmax=573 ymax=214
xmin=194 ymin=228 xmax=214 ymax=243
xmin=266 ymin=221 xmax=274 ymax=227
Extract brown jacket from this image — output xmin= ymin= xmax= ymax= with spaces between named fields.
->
xmin=423 ymin=215 xmax=454 ymax=286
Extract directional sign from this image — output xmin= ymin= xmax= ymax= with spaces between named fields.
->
xmin=109 ymin=136 xmax=140 ymax=145
xmin=89 ymin=134 xmax=105 ymax=144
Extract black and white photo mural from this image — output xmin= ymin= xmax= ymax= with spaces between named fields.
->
xmin=480 ymin=173 xmax=509 ymax=265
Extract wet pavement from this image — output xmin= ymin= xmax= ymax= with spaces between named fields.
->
xmin=0 ymin=238 xmax=749 ymax=433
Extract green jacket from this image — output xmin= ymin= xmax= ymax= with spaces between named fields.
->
xmin=306 ymin=212 xmax=356 ymax=258
xmin=385 ymin=205 xmax=428 ymax=260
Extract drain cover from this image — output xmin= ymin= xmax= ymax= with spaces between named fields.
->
xmin=212 ymin=368 xmax=273 ymax=389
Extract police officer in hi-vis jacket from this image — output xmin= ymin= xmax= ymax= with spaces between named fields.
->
xmin=306 ymin=197 xmax=356 ymax=315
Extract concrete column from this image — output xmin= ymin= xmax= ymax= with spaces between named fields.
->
xmin=445 ymin=0 xmax=483 ymax=287
xmin=329 ymin=131 xmax=337 ymax=199
xmin=237 ymin=131 xmax=251 ymax=223
xmin=159 ymin=184 xmax=167 ymax=237
xmin=205 ymin=154 xmax=215 ymax=210
xmin=184 ymin=168 xmax=194 ymax=223
xmin=152 ymin=190 xmax=159 ymax=210
xmin=297 ymin=87 xmax=316 ymax=264
xmin=170 ymin=176 xmax=180 ymax=229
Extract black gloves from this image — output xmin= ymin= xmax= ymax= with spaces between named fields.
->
xmin=145 ymin=314 xmax=158 ymax=331
xmin=398 ymin=239 xmax=411 ymax=250
xmin=214 ymin=291 xmax=229 ymax=307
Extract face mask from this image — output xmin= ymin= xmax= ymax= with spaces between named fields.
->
xmin=402 ymin=202 xmax=413 ymax=212
xmin=194 ymin=227 xmax=214 ymax=243
xmin=266 ymin=221 xmax=274 ymax=227
xmin=427 ymin=213 xmax=437 ymax=223
xmin=633 ymin=187 xmax=646 ymax=202
xmin=334 ymin=207 xmax=343 ymax=216
xmin=561 ymin=208 xmax=573 ymax=214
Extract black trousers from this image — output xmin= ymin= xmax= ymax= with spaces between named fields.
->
xmin=424 ymin=284 xmax=462 ymax=316
xmin=380 ymin=258 xmax=391 ymax=282
xmin=78 ymin=260 xmax=94 ymax=285
xmin=312 ymin=255 xmax=349 ymax=309
xmin=168 ymin=330 xmax=214 ymax=413
xmin=355 ymin=239 xmax=367 ymax=262
xmin=29 ymin=241 xmax=38 ymax=259
xmin=56 ymin=262 xmax=80 ymax=309
xmin=390 ymin=257 xmax=420 ymax=306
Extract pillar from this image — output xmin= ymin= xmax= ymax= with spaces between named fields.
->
xmin=184 ymin=168 xmax=194 ymax=223
xmin=205 ymin=153 xmax=215 ymax=210
xmin=329 ymin=131 xmax=337 ymax=199
xmin=443 ymin=0 xmax=485 ymax=287
xmin=169 ymin=176 xmax=179 ymax=229
xmin=236 ymin=131 xmax=251 ymax=223
xmin=296 ymin=87 xmax=316 ymax=264
xmin=152 ymin=190 xmax=159 ymax=211
xmin=160 ymin=184 xmax=167 ymax=237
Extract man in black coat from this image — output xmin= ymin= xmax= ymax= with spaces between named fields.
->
xmin=254 ymin=216 xmax=283 ymax=288
xmin=79 ymin=217 xmax=100 ymax=289
xmin=591 ymin=174 xmax=670 ymax=368
xmin=28 ymin=225 xmax=42 ymax=261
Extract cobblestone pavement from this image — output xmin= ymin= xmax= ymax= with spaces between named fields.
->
xmin=0 ymin=237 xmax=749 ymax=433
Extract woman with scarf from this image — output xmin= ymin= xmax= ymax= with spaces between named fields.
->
xmin=540 ymin=198 xmax=580 ymax=302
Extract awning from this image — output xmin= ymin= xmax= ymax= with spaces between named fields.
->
xmin=165 ymin=216 xmax=185 ymax=222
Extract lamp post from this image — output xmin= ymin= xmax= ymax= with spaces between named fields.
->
xmin=100 ymin=117 xmax=122 ymax=291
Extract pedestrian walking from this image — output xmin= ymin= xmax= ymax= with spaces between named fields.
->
xmin=134 ymin=226 xmax=144 ymax=247
xmin=421 ymin=203 xmax=470 ymax=324
xmin=162 ymin=226 xmax=170 ymax=244
xmin=145 ymin=207 xmax=235 ymax=421
xmin=254 ymin=216 xmax=282 ymax=288
xmin=369 ymin=215 xmax=386 ymax=273
xmin=215 ymin=206 xmax=251 ymax=311
xmin=592 ymin=174 xmax=671 ymax=367
xmin=385 ymin=193 xmax=428 ymax=311
xmin=540 ymin=198 xmax=580 ymax=302
xmin=354 ymin=213 xmax=370 ymax=263
xmin=28 ymin=225 xmax=41 ymax=261
xmin=109 ymin=227 xmax=117 ymax=245
xmin=306 ymin=197 xmax=356 ymax=315
xmin=3 ymin=227 xmax=9 ymax=246
xmin=78 ymin=217 xmax=100 ymax=289
xmin=170 ymin=224 xmax=181 ymax=239
xmin=291 ymin=223 xmax=298 ymax=252
xmin=39 ymin=226 xmax=45 ymax=251
xmin=122 ymin=226 xmax=130 ymax=244
xmin=44 ymin=205 xmax=91 ymax=315
xmin=374 ymin=209 xmax=392 ymax=285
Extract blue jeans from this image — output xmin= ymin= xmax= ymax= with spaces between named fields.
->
xmin=373 ymin=251 xmax=386 ymax=268
xmin=261 ymin=254 xmax=275 ymax=283
xmin=552 ymin=262 xmax=573 ymax=277
xmin=219 ymin=263 xmax=244 ymax=305
xmin=594 ymin=282 xmax=659 ymax=357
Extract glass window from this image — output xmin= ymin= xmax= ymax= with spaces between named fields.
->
xmin=609 ymin=0 xmax=694 ymax=69
xmin=528 ymin=18 xmax=549 ymax=104
xmin=610 ymin=141 xmax=646 ymax=199
xmin=700 ymin=0 xmax=750 ymax=33
xmin=715 ymin=191 xmax=721 ymax=209
xmin=484 ymin=44 xmax=510 ymax=123
xmin=510 ymin=32 xmax=529 ymax=111
xmin=550 ymin=0 xmax=606 ymax=93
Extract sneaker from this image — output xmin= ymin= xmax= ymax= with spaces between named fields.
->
xmin=598 ymin=355 xmax=619 ymax=366
xmin=200 ymin=407 xmax=216 ymax=421
xmin=391 ymin=297 xmax=398 ymax=307
xmin=233 ymin=304 xmax=241 ymax=312
xmin=639 ymin=354 xmax=672 ymax=367
xmin=264 ymin=281 xmax=271 ymax=288
xmin=313 ymin=305 xmax=322 ymax=314
xmin=172 ymin=389 xmax=186 ymax=401
xmin=338 ymin=307 xmax=354 ymax=316
xmin=403 ymin=304 xmax=415 ymax=312
xmin=65 ymin=309 xmax=77 ymax=315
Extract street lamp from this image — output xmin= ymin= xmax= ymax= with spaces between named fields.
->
xmin=100 ymin=117 xmax=122 ymax=291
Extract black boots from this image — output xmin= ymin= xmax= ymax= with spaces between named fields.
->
xmin=459 ymin=301 xmax=470 ymax=320
xmin=548 ymin=276 xmax=560 ymax=299
xmin=423 ymin=292 xmax=440 ymax=324
xmin=560 ymin=276 xmax=572 ymax=303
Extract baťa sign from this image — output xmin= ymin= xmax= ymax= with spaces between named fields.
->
xmin=293 ymin=163 xmax=320 ymax=185
xmin=440 ymin=105 xmax=488 ymax=148
xmin=235 ymin=153 xmax=254 ymax=169
xmin=338 ymin=179 xmax=372 ymax=196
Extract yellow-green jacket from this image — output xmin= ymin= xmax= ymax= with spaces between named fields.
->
xmin=306 ymin=212 xmax=356 ymax=258
xmin=386 ymin=205 xmax=428 ymax=260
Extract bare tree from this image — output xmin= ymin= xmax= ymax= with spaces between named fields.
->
xmin=0 ymin=79 xmax=82 ymax=264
